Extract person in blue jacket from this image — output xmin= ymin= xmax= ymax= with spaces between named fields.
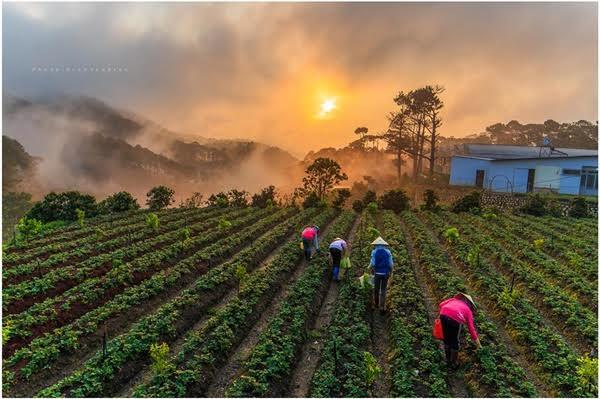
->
xmin=369 ymin=236 xmax=393 ymax=313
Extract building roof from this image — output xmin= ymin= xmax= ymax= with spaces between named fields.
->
xmin=459 ymin=144 xmax=598 ymax=161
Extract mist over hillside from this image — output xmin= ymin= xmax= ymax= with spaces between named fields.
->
xmin=3 ymin=94 xmax=301 ymax=201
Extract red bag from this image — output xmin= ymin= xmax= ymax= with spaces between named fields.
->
xmin=433 ymin=318 xmax=444 ymax=340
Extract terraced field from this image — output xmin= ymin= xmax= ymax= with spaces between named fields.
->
xmin=2 ymin=205 xmax=597 ymax=397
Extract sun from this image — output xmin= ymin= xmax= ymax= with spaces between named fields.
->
xmin=318 ymin=98 xmax=337 ymax=118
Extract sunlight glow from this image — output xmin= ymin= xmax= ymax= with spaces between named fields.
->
xmin=318 ymin=98 xmax=337 ymax=118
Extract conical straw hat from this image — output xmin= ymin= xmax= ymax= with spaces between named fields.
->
xmin=456 ymin=292 xmax=476 ymax=309
xmin=371 ymin=236 xmax=389 ymax=246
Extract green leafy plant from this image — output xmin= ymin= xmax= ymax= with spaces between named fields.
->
xmin=150 ymin=342 xmax=174 ymax=376
xmin=443 ymin=227 xmax=459 ymax=244
xmin=179 ymin=227 xmax=191 ymax=243
xmin=575 ymin=355 xmax=598 ymax=397
xmin=76 ymin=208 xmax=85 ymax=228
xmin=363 ymin=351 xmax=381 ymax=387
xmin=451 ymin=191 xmax=481 ymax=213
xmin=146 ymin=213 xmax=159 ymax=231
xmin=482 ymin=212 xmax=497 ymax=221
xmin=235 ymin=265 xmax=247 ymax=293
xmin=219 ymin=218 xmax=233 ymax=230
xmin=15 ymin=217 xmax=42 ymax=243
xmin=532 ymin=238 xmax=544 ymax=251
xmin=466 ymin=245 xmax=480 ymax=268
xmin=421 ymin=189 xmax=440 ymax=212
xmin=366 ymin=202 xmax=378 ymax=217
xmin=3 ymin=321 xmax=13 ymax=345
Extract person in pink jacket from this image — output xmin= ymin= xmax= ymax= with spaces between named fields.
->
xmin=438 ymin=292 xmax=482 ymax=369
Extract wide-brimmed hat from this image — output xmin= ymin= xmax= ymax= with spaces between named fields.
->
xmin=334 ymin=237 xmax=342 ymax=241
xmin=455 ymin=292 xmax=476 ymax=309
xmin=371 ymin=236 xmax=389 ymax=246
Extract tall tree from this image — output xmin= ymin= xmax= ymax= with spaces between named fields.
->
xmin=298 ymin=157 xmax=348 ymax=200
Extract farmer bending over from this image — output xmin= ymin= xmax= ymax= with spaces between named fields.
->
xmin=301 ymin=225 xmax=320 ymax=261
xmin=369 ymin=236 xmax=393 ymax=313
xmin=439 ymin=292 xmax=482 ymax=370
xmin=329 ymin=237 xmax=348 ymax=282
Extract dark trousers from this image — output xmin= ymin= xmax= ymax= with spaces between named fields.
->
xmin=303 ymin=238 xmax=313 ymax=260
xmin=440 ymin=314 xmax=461 ymax=350
xmin=330 ymin=248 xmax=342 ymax=280
xmin=373 ymin=274 xmax=389 ymax=309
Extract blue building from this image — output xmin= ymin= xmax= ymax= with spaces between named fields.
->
xmin=449 ymin=144 xmax=598 ymax=196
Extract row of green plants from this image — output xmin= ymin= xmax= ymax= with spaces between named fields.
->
xmin=509 ymin=213 xmax=598 ymax=258
xmin=3 ymin=208 xmax=275 ymax=350
xmin=3 ymin=206 xmax=215 ymax=267
xmin=33 ymin=209 xmax=330 ymax=397
xmin=3 ymin=207 xmax=233 ymax=284
xmin=465 ymin=214 xmax=597 ymax=312
xmin=402 ymin=211 xmax=537 ymax=397
xmin=443 ymin=212 xmax=597 ymax=349
xmin=504 ymin=214 xmax=597 ymax=282
xmin=224 ymin=211 xmax=357 ymax=397
xmin=6 ymin=206 xmax=179 ymax=253
xmin=133 ymin=209 xmax=344 ymax=397
xmin=309 ymin=211 xmax=374 ymax=397
xmin=2 ymin=207 xmax=264 ymax=310
xmin=380 ymin=210 xmax=449 ymax=397
xmin=421 ymin=211 xmax=595 ymax=397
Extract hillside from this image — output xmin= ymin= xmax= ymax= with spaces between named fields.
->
xmin=3 ymin=95 xmax=300 ymax=199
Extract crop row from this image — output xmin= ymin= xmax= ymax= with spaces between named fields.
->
xmin=403 ymin=211 xmax=537 ymax=397
xmin=3 ymin=206 xmax=216 ymax=268
xmin=6 ymin=208 xmax=177 ymax=253
xmin=420 ymin=211 xmax=592 ymax=396
xmin=3 ymin=207 xmax=263 ymax=314
xmin=224 ymin=211 xmax=357 ymax=397
xmin=133 ymin=209 xmax=345 ymax=397
xmin=3 ymin=207 xmax=276 ymax=355
xmin=309 ymin=211 xmax=373 ymax=397
xmin=505 ymin=214 xmax=597 ymax=281
xmin=34 ymin=208 xmax=332 ymax=397
xmin=380 ymin=211 xmax=449 ymax=397
xmin=465 ymin=214 xmax=597 ymax=312
xmin=443 ymin=212 xmax=597 ymax=349
xmin=3 ymin=207 xmax=234 ymax=284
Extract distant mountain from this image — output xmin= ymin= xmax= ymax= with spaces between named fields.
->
xmin=3 ymin=94 xmax=300 ymax=199
xmin=2 ymin=135 xmax=39 ymax=192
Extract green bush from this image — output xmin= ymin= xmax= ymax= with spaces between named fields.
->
xmin=146 ymin=186 xmax=175 ymax=211
xmin=332 ymin=188 xmax=351 ymax=209
xmin=569 ymin=197 xmax=589 ymax=218
xmin=99 ymin=191 xmax=140 ymax=213
xmin=352 ymin=200 xmax=365 ymax=213
xmin=27 ymin=191 xmax=98 ymax=223
xmin=146 ymin=213 xmax=159 ymax=230
xmin=421 ymin=189 xmax=440 ymax=211
xmin=451 ymin=191 xmax=481 ymax=213
xmin=520 ymin=193 xmax=547 ymax=216
xmin=251 ymin=186 xmax=277 ymax=208
xmin=378 ymin=189 xmax=410 ymax=214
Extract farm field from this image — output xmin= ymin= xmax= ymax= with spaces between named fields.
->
xmin=2 ymin=205 xmax=598 ymax=398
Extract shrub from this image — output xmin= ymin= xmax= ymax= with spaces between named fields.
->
xmin=363 ymin=190 xmax=377 ymax=205
xmin=352 ymin=200 xmax=365 ymax=213
xmin=16 ymin=217 xmax=42 ymax=242
xmin=363 ymin=351 xmax=381 ymax=388
xmin=451 ymin=191 xmax=481 ymax=214
xmin=378 ymin=189 xmax=410 ymax=214
xmin=146 ymin=186 xmax=175 ymax=211
xmin=181 ymin=192 xmax=204 ymax=209
xmin=252 ymin=186 xmax=277 ymax=208
xmin=575 ymin=355 xmax=598 ymax=397
xmin=443 ymin=227 xmax=459 ymax=244
xmin=179 ymin=227 xmax=190 ymax=243
xmin=421 ymin=189 xmax=440 ymax=212
xmin=235 ymin=265 xmax=247 ymax=293
xmin=207 ymin=192 xmax=229 ymax=208
xmin=228 ymin=189 xmax=249 ymax=208
xmin=146 ymin=213 xmax=159 ymax=230
xmin=569 ymin=197 xmax=589 ymax=218
xmin=76 ymin=209 xmax=85 ymax=228
xmin=150 ymin=343 xmax=174 ymax=376
xmin=27 ymin=191 xmax=98 ymax=223
xmin=546 ymin=200 xmax=563 ymax=217
xmin=332 ymin=188 xmax=351 ymax=209
xmin=302 ymin=192 xmax=322 ymax=209
xmin=99 ymin=191 xmax=140 ymax=213
xmin=520 ymin=193 xmax=547 ymax=216
xmin=366 ymin=202 xmax=378 ymax=217
xmin=482 ymin=212 xmax=497 ymax=221
xmin=532 ymin=238 xmax=545 ymax=251
xmin=218 ymin=218 xmax=233 ymax=230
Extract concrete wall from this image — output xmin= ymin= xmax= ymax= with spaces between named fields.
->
xmin=449 ymin=156 xmax=598 ymax=195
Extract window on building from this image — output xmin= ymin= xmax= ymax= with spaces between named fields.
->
xmin=562 ymin=169 xmax=581 ymax=176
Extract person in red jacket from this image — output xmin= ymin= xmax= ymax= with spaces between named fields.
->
xmin=438 ymin=292 xmax=482 ymax=369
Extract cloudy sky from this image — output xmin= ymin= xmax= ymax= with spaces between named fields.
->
xmin=3 ymin=2 xmax=598 ymax=157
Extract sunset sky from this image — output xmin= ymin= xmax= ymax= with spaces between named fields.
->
xmin=3 ymin=2 xmax=598 ymax=157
